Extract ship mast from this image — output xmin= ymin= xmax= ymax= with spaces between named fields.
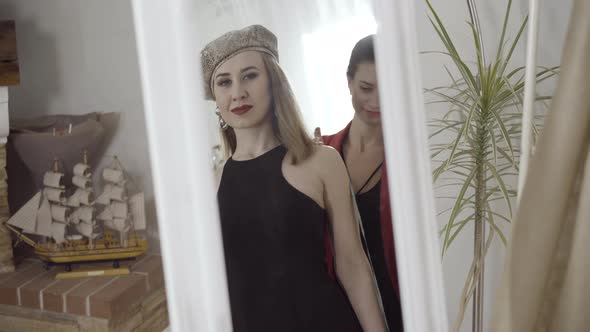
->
xmin=68 ymin=150 xmax=98 ymax=247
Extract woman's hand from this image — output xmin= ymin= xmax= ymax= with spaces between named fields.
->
xmin=313 ymin=127 xmax=323 ymax=145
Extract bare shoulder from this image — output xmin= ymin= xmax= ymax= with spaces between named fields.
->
xmin=305 ymin=145 xmax=348 ymax=179
xmin=308 ymin=145 xmax=342 ymax=165
xmin=285 ymin=145 xmax=346 ymax=180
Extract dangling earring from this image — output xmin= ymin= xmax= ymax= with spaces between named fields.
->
xmin=215 ymin=107 xmax=229 ymax=130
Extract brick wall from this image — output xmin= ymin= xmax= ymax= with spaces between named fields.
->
xmin=0 ymin=255 xmax=167 ymax=331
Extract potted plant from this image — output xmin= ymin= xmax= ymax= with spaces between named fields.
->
xmin=424 ymin=0 xmax=559 ymax=330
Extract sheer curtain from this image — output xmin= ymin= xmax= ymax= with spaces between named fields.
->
xmin=492 ymin=0 xmax=590 ymax=330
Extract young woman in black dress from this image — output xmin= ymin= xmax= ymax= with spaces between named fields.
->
xmin=201 ymin=25 xmax=387 ymax=332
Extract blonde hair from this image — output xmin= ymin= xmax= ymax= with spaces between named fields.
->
xmin=217 ymin=52 xmax=314 ymax=164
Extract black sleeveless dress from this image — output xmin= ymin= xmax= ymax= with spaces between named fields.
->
xmin=341 ymin=143 xmax=404 ymax=331
xmin=217 ymin=145 xmax=362 ymax=332
xmin=357 ymin=182 xmax=404 ymax=331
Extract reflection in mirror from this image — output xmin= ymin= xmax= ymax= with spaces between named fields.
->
xmin=197 ymin=1 xmax=403 ymax=331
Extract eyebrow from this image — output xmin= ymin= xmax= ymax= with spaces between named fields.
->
xmin=240 ymin=66 xmax=259 ymax=73
xmin=215 ymin=66 xmax=260 ymax=79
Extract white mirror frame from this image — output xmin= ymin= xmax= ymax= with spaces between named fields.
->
xmin=373 ymin=0 xmax=448 ymax=331
xmin=131 ymin=0 xmax=448 ymax=331
xmin=131 ymin=1 xmax=232 ymax=331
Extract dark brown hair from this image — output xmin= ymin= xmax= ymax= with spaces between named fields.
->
xmin=346 ymin=35 xmax=375 ymax=80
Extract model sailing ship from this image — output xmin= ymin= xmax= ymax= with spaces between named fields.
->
xmin=3 ymin=152 xmax=147 ymax=271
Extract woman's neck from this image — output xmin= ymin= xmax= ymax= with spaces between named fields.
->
xmin=347 ymin=115 xmax=384 ymax=153
xmin=232 ymin=118 xmax=280 ymax=160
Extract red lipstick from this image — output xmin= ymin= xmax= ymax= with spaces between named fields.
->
xmin=365 ymin=110 xmax=381 ymax=118
xmin=231 ymin=105 xmax=253 ymax=115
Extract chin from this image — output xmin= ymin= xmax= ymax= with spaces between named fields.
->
xmin=228 ymin=115 xmax=269 ymax=130
xmin=358 ymin=113 xmax=382 ymax=126
xmin=228 ymin=121 xmax=255 ymax=130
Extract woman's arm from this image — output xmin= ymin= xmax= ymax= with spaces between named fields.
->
xmin=313 ymin=146 xmax=387 ymax=332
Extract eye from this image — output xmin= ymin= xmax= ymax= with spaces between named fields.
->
xmin=243 ymin=72 xmax=258 ymax=80
xmin=361 ymin=86 xmax=373 ymax=92
xmin=217 ymin=79 xmax=231 ymax=87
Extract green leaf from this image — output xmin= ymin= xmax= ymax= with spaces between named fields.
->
xmin=468 ymin=22 xmax=485 ymax=89
xmin=487 ymin=210 xmax=512 ymax=224
xmin=495 ymin=0 xmax=513 ymax=61
xmin=485 ymin=160 xmax=513 ymax=218
xmin=489 ymin=104 xmax=516 ymax=161
xmin=442 ymin=168 xmax=476 ymax=256
xmin=499 ymin=15 xmax=528 ymax=77
xmin=490 ymin=123 xmax=498 ymax=166
xmin=486 ymin=203 xmax=508 ymax=245
xmin=426 ymin=2 xmax=479 ymax=92
xmin=446 ymin=100 xmax=480 ymax=169
xmin=429 ymin=121 xmax=464 ymax=139
xmin=446 ymin=214 xmax=475 ymax=251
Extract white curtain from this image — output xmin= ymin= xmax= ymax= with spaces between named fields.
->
xmin=491 ymin=0 xmax=590 ymax=330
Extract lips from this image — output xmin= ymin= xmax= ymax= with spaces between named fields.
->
xmin=365 ymin=109 xmax=381 ymax=118
xmin=231 ymin=105 xmax=253 ymax=115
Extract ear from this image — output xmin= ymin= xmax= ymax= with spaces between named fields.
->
xmin=347 ymin=77 xmax=353 ymax=95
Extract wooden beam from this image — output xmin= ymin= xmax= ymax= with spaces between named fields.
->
xmin=0 ymin=20 xmax=20 ymax=86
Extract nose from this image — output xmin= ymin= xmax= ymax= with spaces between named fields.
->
xmin=368 ymin=90 xmax=380 ymax=110
xmin=231 ymin=82 xmax=248 ymax=102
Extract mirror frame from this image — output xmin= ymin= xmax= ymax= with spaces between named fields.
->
xmin=373 ymin=0 xmax=448 ymax=330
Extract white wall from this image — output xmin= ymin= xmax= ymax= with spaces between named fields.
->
xmin=0 ymin=0 xmax=160 ymax=252
xmin=416 ymin=0 xmax=572 ymax=330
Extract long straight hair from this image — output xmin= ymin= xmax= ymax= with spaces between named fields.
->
xmin=219 ymin=52 xmax=314 ymax=164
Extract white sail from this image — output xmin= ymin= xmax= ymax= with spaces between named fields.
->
xmin=105 ymin=218 xmax=129 ymax=232
xmin=69 ymin=208 xmax=80 ymax=225
xmin=103 ymin=220 xmax=114 ymax=230
xmin=97 ymin=206 xmax=114 ymax=221
xmin=103 ymin=167 xmax=124 ymax=184
xmin=43 ymin=171 xmax=65 ymax=189
xmin=129 ymin=192 xmax=146 ymax=231
xmin=36 ymin=196 xmax=53 ymax=237
xmin=51 ymin=222 xmax=66 ymax=244
xmin=68 ymin=187 xmax=94 ymax=206
xmin=50 ymin=204 xmax=70 ymax=223
xmin=109 ymin=184 xmax=127 ymax=201
xmin=43 ymin=188 xmax=65 ymax=204
xmin=96 ymin=185 xmax=111 ymax=205
xmin=80 ymin=190 xmax=94 ymax=205
xmin=73 ymin=175 xmax=91 ymax=189
xmin=111 ymin=201 xmax=128 ymax=219
xmin=73 ymin=163 xmax=91 ymax=177
xmin=7 ymin=191 xmax=41 ymax=233
xmin=76 ymin=206 xmax=95 ymax=224
xmin=66 ymin=234 xmax=83 ymax=241
xmin=96 ymin=183 xmax=127 ymax=204
xmin=76 ymin=222 xmax=98 ymax=238
xmin=66 ymin=189 xmax=81 ymax=207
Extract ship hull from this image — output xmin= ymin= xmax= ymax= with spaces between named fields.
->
xmin=34 ymin=237 xmax=148 ymax=264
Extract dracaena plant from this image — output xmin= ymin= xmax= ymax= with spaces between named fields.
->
xmin=424 ymin=0 xmax=559 ymax=329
